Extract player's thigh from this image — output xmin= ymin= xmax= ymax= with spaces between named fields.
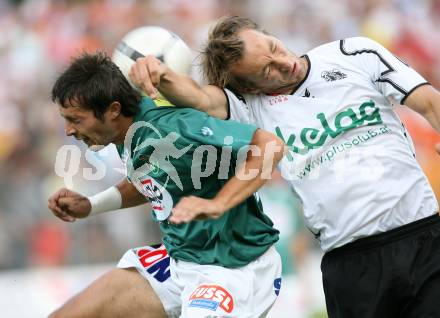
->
xmin=402 ymin=279 xmax=440 ymax=318
xmin=49 ymin=267 xmax=167 ymax=318
xmin=321 ymin=250 xmax=401 ymax=318
xmin=401 ymin=226 xmax=440 ymax=318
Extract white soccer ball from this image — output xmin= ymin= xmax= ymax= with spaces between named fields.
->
xmin=112 ymin=26 xmax=192 ymax=84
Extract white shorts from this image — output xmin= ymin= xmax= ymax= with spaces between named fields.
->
xmin=117 ymin=244 xmax=282 ymax=318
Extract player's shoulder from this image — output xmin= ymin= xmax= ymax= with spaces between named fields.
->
xmin=223 ymin=87 xmax=260 ymax=106
xmin=308 ymin=37 xmax=382 ymax=57
xmin=156 ymin=107 xmax=209 ymax=129
xmin=339 ymin=37 xmax=384 ymax=54
xmin=135 ymin=101 xmax=208 ymax=138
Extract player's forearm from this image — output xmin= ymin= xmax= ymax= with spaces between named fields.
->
xmin=116 ymin=178 xmax=148 ymax=208
xmin=213 ymin=130 xmax=285 ymax=211
xmin=87 ymin=179 xmax=148 ymax=216
xmin=424 ymin=101 xmax=440 ymax=133
xmin=417 ymin=87 xmax=440 ymax=133
xmin=405 ymin=85 xmax=440 ymax=133
xmin=159 ymin=70 xmax=205 ymax=107
xmin=159 ymin=70 xmax=228 ymax=119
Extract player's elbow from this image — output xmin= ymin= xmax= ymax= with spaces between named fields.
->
xmin=272 ymin=135 xmax=287 ymax=164
xmin=252 ymin=129 xmax=286 ymax=164
xmin=201 ymin=85 xmax=228 ymax=119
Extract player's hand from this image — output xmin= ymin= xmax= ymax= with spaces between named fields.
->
xmin=48 ymin=188 xmax=92 ymax=222
xmin=129 ymin=55 xmax=168 ymax=99
xmin=436 ymin=143 xmax=440 ymax=155
xmin=169 ymin=196 xmax=225 ymax=224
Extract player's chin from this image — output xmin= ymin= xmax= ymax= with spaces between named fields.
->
xmin=82 ymin=138 xmax=106 ymax=151
xmin=88 ymin=144 xmax=106 ymax=152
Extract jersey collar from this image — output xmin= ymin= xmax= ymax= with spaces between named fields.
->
xmin=289 ymin=55 xmax=311 ymax=95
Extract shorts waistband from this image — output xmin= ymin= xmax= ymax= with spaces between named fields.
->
xmin=326 ymin=213 xmax=440 ymax=256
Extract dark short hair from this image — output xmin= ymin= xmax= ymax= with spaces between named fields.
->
xmin=51 ymin=52 xmax=141 ymax=119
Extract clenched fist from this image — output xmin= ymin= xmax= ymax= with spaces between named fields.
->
xmin=48 ymin=188 xmax=91 ymax=222
xmin=129 ymin=55 xmax=168 ymax=99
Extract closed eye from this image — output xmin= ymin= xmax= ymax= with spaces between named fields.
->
xmin=265 ymin=66 xmax=271 ymax=79
xmin=265 ymin=41 xmax=278 ymax=77
xmin=268 ymin=38 xmax=276 ymax=52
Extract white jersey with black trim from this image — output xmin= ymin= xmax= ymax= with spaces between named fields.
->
xmin=225 ymin=37 xmax=438 ymax=251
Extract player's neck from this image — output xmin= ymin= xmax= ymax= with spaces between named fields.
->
xmin=114 ymin=116 xmax=135 ymax=145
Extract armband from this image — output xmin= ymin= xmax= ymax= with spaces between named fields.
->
xmin=88 ymin=186 xmax=122 ymax=215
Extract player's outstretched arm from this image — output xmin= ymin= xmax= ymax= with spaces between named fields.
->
xmin=129 ymin=55 xmax=228 ymax=119
xmin=405 ymin=85 xmax=440 ymax=133
xmin=48 ymin=179 xmax=149 ymax=222
xmin=169 ymin=129 xmax=286 ymax=223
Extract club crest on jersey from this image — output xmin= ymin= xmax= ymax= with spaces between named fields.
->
xmin=321 ymin=69 xmax=347 ymax=81
xmin=188 ymin=285 xmax=234 ymax=313
xmin=139 ymin=155 xmax=160 ymax=175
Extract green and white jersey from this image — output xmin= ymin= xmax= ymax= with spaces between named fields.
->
xmin=225 ymin=37 xmax=438 ymax=251
xmin=116 ymin=97 xmax=279 ymax=267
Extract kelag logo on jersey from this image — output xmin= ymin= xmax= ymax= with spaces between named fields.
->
xmin=188 ymin=284 xmax=234 ymax=313
xmin=276 ymin=100 xmax=382 ymax=161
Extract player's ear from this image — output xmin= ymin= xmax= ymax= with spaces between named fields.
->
xmin=107 ymin=101 xmax=121 ymax=119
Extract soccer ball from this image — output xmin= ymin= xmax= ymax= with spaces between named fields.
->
xmin=112 ymin=26 xmax=192 ymax=84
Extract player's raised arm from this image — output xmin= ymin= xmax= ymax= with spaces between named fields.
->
xmin=48 ymin=178 xmax=149 ymax=222
xmin=169 ymin=129 xmax=286 ymax=223
xmin=403 ymin=84 xmax=440 ymax=155
xmin=347 ymin=37 xmax=440 ymax=153
xmin=404 ymin=84 xmax=440 ymax=134
xmin=129 ymin=55 xmax=228 ymax=119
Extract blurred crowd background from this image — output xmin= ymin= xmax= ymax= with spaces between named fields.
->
xmin=0 ymin=0 xmax=439 ymax=316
